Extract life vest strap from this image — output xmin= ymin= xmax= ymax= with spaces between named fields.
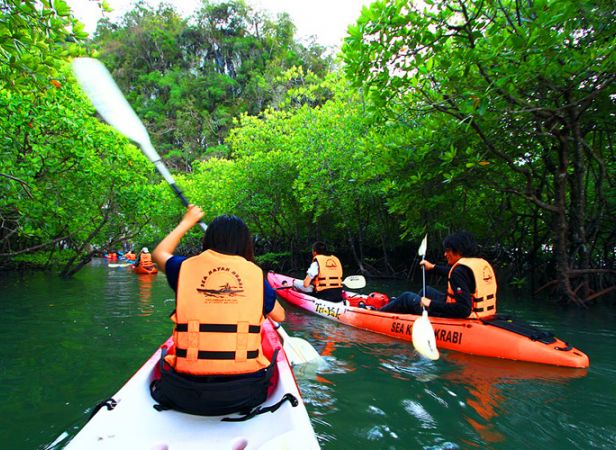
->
xmin=175 ymin=323 xmax=260 ymax=333
xmin=473 ymin=305 xmax=495 ymax=313
xmin=175 ymin=348 xmax=259 ymax=360
xmin=474 ymin=293 xmax=495 ymax=303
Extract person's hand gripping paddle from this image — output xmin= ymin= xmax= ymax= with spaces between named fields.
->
xmin=411 ymin=234 xmax=439 ymax=360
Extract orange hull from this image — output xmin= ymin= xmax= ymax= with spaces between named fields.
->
xmin=268 ymin=272 xmax=589 ymax=368
xmin=132 ymin=264 xmax=158 ymax=275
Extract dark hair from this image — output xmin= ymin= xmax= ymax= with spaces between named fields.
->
xmin=202 ymin=215 xmax=254 ymax=261
xmin=442 ymin=231 xmax=478 ymax=257
xmin=312 ymin=241 xmax=327 ymax=254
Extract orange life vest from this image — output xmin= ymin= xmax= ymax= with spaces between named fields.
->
xmin=165 ymin=250 xmax=269 ymax=376
xmin=446 ymin=257 xmax=497 ymax=318
xmin=312 ymin=254 xmax=343 ymax=292
xmin=139 ymin=253 xmax=153 ymax=266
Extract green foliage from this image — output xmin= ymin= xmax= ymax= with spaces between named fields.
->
xmin=0 ymin=0 xmax=86 ymax=93
xmin=90 ymin=0 xmax=334 ymax=171
xmin=343 ymin=0 xmax=616 ymax=302
xmin=255 ymin=251 xmax=291 ymax=269
xmin=2 ymin=0 xmax=613 ymax=306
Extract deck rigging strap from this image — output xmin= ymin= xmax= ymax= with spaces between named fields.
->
xmin=221 ymin=393 xmax=299 ymax=422
xmin=482 ymin=314 xmax=557 ymax=344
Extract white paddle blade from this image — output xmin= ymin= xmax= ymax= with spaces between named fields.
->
xmin=273 ymin=322 xmax=323 ymax=366
xmin=71 ymin=58 xmax=154 ymax=155
xmin=342 ymin=275 xmax=366 ymax=289
xmin=284 ymin=337 xmax=323 ymax=366
xmin=412 ymin=309 xmax=439 ymax=360
xmin=418 ymin=234 xmax=428 ymax=258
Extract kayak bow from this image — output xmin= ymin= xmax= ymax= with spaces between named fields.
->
xmin=64 ymin=320 xmax=319 ymax=449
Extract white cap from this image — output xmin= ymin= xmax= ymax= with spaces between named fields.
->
xmin=142 ymin=247 xmax=149 ymax=253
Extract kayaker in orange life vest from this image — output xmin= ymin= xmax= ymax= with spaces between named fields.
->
xmin=293 ymin=241 xmax=344 ymax=302
xmin=134 ymin=247 xmax=154 ymax=268
xmin=378 ymin=231 xmax=497 ymax=318
xmin=150 ymin=205 xmax=286 ymax=416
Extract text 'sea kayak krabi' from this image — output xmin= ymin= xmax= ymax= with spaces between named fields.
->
xmin=268 ymin=272 xmax=589 ymax=369
xmin=64 ymin=320 xmax=320 ymax=449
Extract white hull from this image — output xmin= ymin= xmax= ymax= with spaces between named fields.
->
xmin=64 ymin=321 xmax=319 ymax=450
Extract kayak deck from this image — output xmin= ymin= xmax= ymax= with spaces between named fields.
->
xmin=65 ymin=320 xmax=319 ymax=449
xmin=268 ymin=272 xmax=589 ymax=369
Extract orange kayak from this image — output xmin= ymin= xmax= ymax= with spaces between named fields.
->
xmin=132 ymin=264 xmax=158 ymax=275
xmin=267 ymin=272 xmax=589 ymax=368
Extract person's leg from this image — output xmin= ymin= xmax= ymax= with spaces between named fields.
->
xmin=293 ymin=279 xmax=314 ymax=293
xmin=378 ymin=291 xmax=422 ymax=314
xmin=420 ymin=286 xmax=445 ymax=302
xmin=313 ymin=288 xmax=344 ymax=303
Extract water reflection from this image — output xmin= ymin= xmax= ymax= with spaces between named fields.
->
xmin=444 ymin=352 xmax=588 ymax=445
xmin=136 ymin=274 xmax=155 ymax=316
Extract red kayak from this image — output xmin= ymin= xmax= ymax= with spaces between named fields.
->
xmin=132 ymin=264 xmax=158 ymax=275
xmin=268 ymin=272 xmax=589 ymax=368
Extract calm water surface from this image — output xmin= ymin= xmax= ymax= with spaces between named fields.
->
xmin=0 ymin=260 xmax=614 ymax=449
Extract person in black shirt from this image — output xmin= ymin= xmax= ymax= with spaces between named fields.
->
xmin=379 ymin=231 xmax=482 ymax=318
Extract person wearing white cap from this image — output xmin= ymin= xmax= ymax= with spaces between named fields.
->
xmin=135 ymin=247 xmax=153 ymax=268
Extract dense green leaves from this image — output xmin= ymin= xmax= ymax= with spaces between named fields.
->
xmin=343 ymin=0 xmax=616 ymax=303
xmin=90 ymin=0 xmax=333 ymax=171
xmin=1 ymin=0 xmax=613 ymax=306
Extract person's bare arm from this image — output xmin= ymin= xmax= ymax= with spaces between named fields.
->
xmin=268 ymin=300 xmax=286 ymax=322
xmin=152 ymin=205 xmax=204 ymax=274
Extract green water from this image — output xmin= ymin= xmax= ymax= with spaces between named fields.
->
xmin=1 ymin=260 xmax=614 ymax=449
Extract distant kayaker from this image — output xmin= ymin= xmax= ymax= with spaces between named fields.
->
xmin=150 ymin=205 xmax=286 ymax=416
xmin=134 ymin=247 xmax=154 ymax=268
xmin=293 ymin=241 xmax=344 ymax=302
xmin=379 ymin=231 xmax=497 ymax=318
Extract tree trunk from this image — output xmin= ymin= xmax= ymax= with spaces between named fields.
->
xmin=552 ymin=133 xmax=581 ymax=305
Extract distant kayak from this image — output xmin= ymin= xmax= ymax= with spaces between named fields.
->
xmin=108 ymin=263 xmax=131 ymax=268
xmin=132 ymin=264 xmax=158 ymax=275
xmin=268 ymin=272 xmax=589 ymax=369
xmin=64 ymin=320 xmax=319 ymax=449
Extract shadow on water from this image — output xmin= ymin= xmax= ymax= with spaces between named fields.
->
xmin=0 ymin=264 xmax=614 ymax=449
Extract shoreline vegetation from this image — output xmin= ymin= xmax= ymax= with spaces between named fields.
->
xmin=1 ymin=0 xmax=614 ymax=306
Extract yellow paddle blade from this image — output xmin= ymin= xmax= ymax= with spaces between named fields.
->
xmin=412 ymin=309 xmax=439 ymax=360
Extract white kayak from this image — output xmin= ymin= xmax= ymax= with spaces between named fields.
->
xmin=64 ymin=320 xmax=320 ymax=449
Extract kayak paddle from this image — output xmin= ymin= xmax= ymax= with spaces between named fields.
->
xmin=71 ymin=57 xmax=322 ymax=366
xmin=270 ymin=320 xmax=324 ymax=366
xmin=71 ymin=57 xmax=207 ymax=232
xmin=275 ymin=274 xmax=367 ymax=290
xmin=411 ymin=234 xmax=439 ymax=360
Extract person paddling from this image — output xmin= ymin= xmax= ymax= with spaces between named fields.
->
xmin=293 ymin=241 xmax=345 ymax=302
xmin=150 ymin=205 xmax=286 ymax=415
xmin=135 ymin=247 xmax=154 ymax=268
xmin=379 ymin=231 xmax=497 ymax=318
